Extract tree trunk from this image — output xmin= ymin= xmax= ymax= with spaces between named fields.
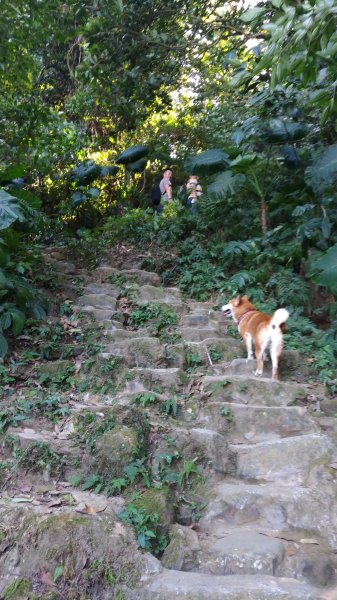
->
xmin=261 ymin=200 xmax=269 ymax=233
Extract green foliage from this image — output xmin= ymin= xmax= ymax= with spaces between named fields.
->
xmin=0 ymin=190 xmax=24 ymax=230
xmin=11 ymin=441 xmax=65 ymax=476
xmin=308 ymin=244 xmax=337 ymax=295
xmin=133 ymin=392 xmax=157 ymax=408
xmin=74 ymin=411 xmax=116 ymax=454
xmin=305 ymin=145 xmax=337 ymax=194
xmin=116 ymin=145 xmax=149 ymax=165
xmin=220 ymin=406 xmax=234 ymax=422
xmin=119 ymin=503 xmax=167 ymax=554
xmin=261 ymin=119 xmax=309 ymax=144
xmin=184 ymin=149 xmax=230 ymax=176
xmin=130 ymin=302 xmax=178 ymax=342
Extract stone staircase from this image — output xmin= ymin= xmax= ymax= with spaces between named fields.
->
xmin=1 ymin=250 xmax=337 ymax=599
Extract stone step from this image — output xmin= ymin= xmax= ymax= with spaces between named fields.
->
xmin=5 ymin=427 xmax=78 ymax=461
xmin=103 ymin=336 xmax=166 ymax=367
xmin=123 ymin=367 xmax=187 ymax=392
xmin=180 ymin=327 xmax=227 ymax=343
xmin=78 ymin=306 xmax=118 ymax=322
xmin=199 ymin=403 xmax=319 ymax=443
xmin=199 ymin=482 xmax=334 ymax=541
xmin=83 ymin=281 xmax=120 ymax=296
xmin=90 ymin=266 xmax=161 ymax=286
xmin=106 ymin=328 xmax=152 ymax=341
xmin=162 ymin=524 xmax=336 ymax=586
xmin=227 ymin=352 xmax=302 ymax=378
xmin=180 ymin=312 xmax=230 ymax=326
xmin=202 ymin=375 xmax=308 ymax=406
xmin=167 ymin=339 xmax=243 ymax=369
xmin=187 ymin=301 xmax=216 ymax=312
xmin=138 ymin=569 xmax=319 ymax=599
xmin=77 ymin=293 xmax=118 ymax=310
xmin=230 ymin=434 xmax=333 ymax=484
xmin=200 ymin=528 xmax=285 ymax=576
xmin=137 ymin=285 xmax=183 ymax=304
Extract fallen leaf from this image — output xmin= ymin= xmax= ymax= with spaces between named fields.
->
xmin=39 ymin=566 xmax=56 ymax=588
xmin=284 ymin=545 xmax=294 ymax=557
xmin=12 ymin=497 xmax=33 ymax=503
xmin=75 ymin=359 xmax=82 ymax=373
xmin=76 ymin=502 xmax=107 ymax=514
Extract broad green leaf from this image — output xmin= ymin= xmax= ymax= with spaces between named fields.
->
xmin=101 ymin=165 xmax=119 ymax=177
xmin=126 ymin=158 xmax=147 ymax=173
xmin=54 ymin=565 xmax=64 ymax=582
xmin=0 ymin=333 xmax=8 ymax=357
xmin=31 ymin=304 xmax=46 ymax=319
xmin=0 ymin=270 xmax=7 ymax=287
xmin=72 ymin=161 xmax=101 ymax=185
xmin=261 ymin=120 xmax=309 ymax=143
xmin=10 ymin=188 xmax=42 ymax=210
xmin=87 ymin=188 xmax=100 ymax=199
xmin=0 ymin=312 xmax=11 ymax=331
xmin=309 ymin=243 xmax=337 ymax=294
xmin=230 ymin=154 xmax=257 ymax=172
xmin=0 ymin=165 xmax=25 ymax=183
xmin=207 ymin=171 xmax=245 ymax=198
xmin=71 ymin=191 xmax=86 ymax=206
xmin=9 ymin=307 xmax=26 ymax=335
xmin=0 ymin=190 xmax=24 ymax=230
xmin=240 ymin=7 xmax=266 ymax=22
xmin=115 ymin=145 xmax=149 ymax=165
xmin=184 ymin=149 xmax=230 ymax=176
xmin=305 ymin=144 xmax=337 ymax=192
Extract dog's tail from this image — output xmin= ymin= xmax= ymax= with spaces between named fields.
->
xmin=270 ymin=308 xmax=289 ymax=329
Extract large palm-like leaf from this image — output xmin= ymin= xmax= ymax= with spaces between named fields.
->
xmin=115 ymin=145 xmax=149 ymax=165
xmin=72 ymin=161 xmax=102 ymax=185
xmin=305 ymin=144 xmax=337 ymax=193
xmin=207 ymin=171 xmax=245 ymax=199
xmin=184 ymin=149 xmax=230 ymax=176
xmin=260 ymin=119 xmax=309 ymax=143
xmin=308 ymin=244 xmax=337 ymax=295
xmin=0 ymin=189 xmax=24 ymax=230
xmin=126 ymin=158 xmax=147 ymax=173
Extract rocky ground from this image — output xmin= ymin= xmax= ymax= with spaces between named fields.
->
xmin=1 ymin=245 xmax=337 ymax=599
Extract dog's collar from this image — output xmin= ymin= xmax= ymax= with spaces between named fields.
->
xmin=237 ymin=308 xmax=258 ymax=324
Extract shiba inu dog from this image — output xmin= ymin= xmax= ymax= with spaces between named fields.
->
xmin=221 ymin=295 xmax=289 ymax=380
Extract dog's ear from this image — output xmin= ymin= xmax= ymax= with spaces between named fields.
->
xmin=233 ymin=294 xmax=241 ymax=307
xmin=242 ymin=295 xmax=249 ymax=301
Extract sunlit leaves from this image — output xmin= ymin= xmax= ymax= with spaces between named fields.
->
xmin=0 ymin=190 xmax=24 ymax=230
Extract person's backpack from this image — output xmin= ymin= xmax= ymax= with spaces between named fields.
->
xmin=150 ymin=184 xmax=162 ymax=206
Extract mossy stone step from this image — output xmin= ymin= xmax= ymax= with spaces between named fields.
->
xmin=201 ymin=375 xmax=308 ymax=406
xmin=199 ymin=403 xmax=319 ymax=442
xmin=230 ymin=433 xmax=333 ymax=484
xmin=199 ymin=481 xmax=335 ymax=542
xmin=137 ymin=569 xmax=319 ymax=599
xmin=77 ymin=293 xmax=118 ymax=310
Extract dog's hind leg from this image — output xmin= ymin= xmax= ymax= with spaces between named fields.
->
xmin=254 ymin=335 xmax=269 ymax=376
xmin=270 ymin=332 xmax=283 ymax=380
xmin=243 ymin=333 xmax=254 ymax=361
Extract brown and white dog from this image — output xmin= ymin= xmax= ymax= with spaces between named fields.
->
xmin=221 ymin=295 xmax=289 ymax=380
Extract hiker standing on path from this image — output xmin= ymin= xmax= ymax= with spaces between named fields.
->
xmin=159 ymin=168 xmax=173 ymax=205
